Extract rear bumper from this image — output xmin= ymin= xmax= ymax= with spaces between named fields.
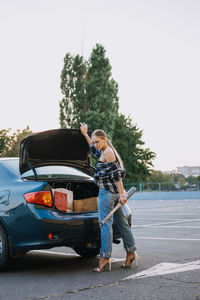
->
xmin=8 ymin=205 xmax=128 ymax=256
xmin=9 ymin=209 xmax=100 ymax=255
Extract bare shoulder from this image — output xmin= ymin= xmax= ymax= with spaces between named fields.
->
xmin=104 ymin=147 xmax=116 ymax=162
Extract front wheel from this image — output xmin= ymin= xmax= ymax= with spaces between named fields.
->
xmin=0 ymin=224 xmax=9 ymax=271
xmin=73 ymin=246 xmax=100 ymax=258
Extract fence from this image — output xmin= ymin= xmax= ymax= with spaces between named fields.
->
xmin=124 ymin=181 xmax=200 ymax=192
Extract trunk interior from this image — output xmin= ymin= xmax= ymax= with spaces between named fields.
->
xmin=48 ymin=180 xmax=99 ymax=214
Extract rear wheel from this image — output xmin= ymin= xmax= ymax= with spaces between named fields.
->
xmin=0 ymin=225 xmax=9 ymax=271
xmin=74 ymin=246 xmax=100 ymax=258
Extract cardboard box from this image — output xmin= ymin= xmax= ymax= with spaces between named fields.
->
xmin=73 ymin=197 xmax=98 ymax=212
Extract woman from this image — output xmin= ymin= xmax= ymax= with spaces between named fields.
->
xmin=80 ymin=123 xmax=137 ymax=272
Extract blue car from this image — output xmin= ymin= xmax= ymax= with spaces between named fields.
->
xmin=0 ymin=129 xmax=124 ymax=270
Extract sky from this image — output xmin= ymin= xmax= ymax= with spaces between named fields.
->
xmin=0 ymin=0 xmax=199 ymax=171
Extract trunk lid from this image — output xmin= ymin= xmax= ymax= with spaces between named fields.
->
xmin=19 ymin=129 xmax=91 ymax=174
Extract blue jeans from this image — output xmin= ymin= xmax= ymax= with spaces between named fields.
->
xmin=98 ymin=188 xmax=136 ymax=258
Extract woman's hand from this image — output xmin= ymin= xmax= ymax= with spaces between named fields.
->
xmin=80 ymin=123 xmax=92 ymax=145
xmin=80 ymin=122 xmax=88 ymax=136
xmin=119 ymin=194 xmax=127 ymax=205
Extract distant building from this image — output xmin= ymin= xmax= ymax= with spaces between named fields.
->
xmin=177 ymin=166 xmax=200 ymax=177
xmin=163 ymin=166 xmax=200 ymax=177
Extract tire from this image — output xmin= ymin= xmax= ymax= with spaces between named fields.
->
xmin=74 ymin=246 xmax=100 ymax=258
xmin=0 ymin=224 xmax=9 ymax=271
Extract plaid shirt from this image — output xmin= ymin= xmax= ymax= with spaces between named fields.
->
xmin=89 ymin=144 xmax=126 ymax=194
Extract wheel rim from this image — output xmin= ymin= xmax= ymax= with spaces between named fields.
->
xmin=0 ymin=234 xmax=2 ymax=257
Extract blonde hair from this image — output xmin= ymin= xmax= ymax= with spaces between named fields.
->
xmin=91 ymin=129 xmax=124 ymax=168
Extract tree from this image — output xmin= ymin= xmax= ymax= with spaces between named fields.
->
xmin=177 ymin=176 xmax=187 ymax=188
xmin=146 ymin=170 xmax=173 ymax=183
xmin=146 ymin=170 xmax=174 ymax=190
xmin=171 ymin=173 xmax=186 ymax=184
xmin=60 ymin=54 xmax=87 ymax=128
xmin=60 ymin=44 xmax=119 ymax=135
xmin=59 ymin=44 xmax=155 ymax=182
xmin=85 ymin=44 xmax=119 ymax=136
xmin=0 ymin=126 xmax=32 ymax=157
xmin=112 ymin=114 xmax=155 ymax=183
xmin=187 ymin=176 xmax=197 ymax=185
xmin=0 ymin=129 xmax=12 ymax=157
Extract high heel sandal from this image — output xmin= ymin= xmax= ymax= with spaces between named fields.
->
xmin=120 ymin=252 xmax=138 ymax=268
xmin=93 ymin=257 xmax=112 ymax=272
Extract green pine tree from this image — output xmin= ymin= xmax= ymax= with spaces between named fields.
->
xmin=112 ymin=114 xmax=156 ymax=183
xmin=59 ymin=44 xmax=156 ymax=182
xmin=85 ymin=44 xmax=119 ymax=136
xmin=60 ymin=53 xmax=87 ymax=128
xmin=0 ymin=129 xmax=12 ymax=157
xmin=59 ymin=44 xmax=119 ymax=136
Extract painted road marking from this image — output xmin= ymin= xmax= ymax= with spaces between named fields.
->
xmin=31 ymin=250 xmax=124 ymax=263
xmin=30 ymin=251 xmax=200 ymax=282
xmin=134 ymin=217 xmax=184 ymax=220
xmin=133 ymin=207 xmax=200 ymax=213
xmin=132 ymin=218 xmax=200 ymax=228
xmin=136 ymin=213 xmax=200 ymax=216
xmin=134 ymin=225 xmax=200 ymax=229
xmin=123 ymin=260 xmax=200 ymax=281
xmin=134 ymin=205 xmax=194 ymax=210
xmin=32 ymin=250 xmax=80 ymax=257
xmin=134 ymin=236 xmax=200 ymax=241
xmin=132 ymin=208 xmax=200 ymax=218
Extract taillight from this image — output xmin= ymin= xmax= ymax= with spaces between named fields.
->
xmin=24 ymin=191 xmax=52 ymax=207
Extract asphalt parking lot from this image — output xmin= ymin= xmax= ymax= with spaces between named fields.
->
xmin=1 ymin=198 xmax=200 ymax=300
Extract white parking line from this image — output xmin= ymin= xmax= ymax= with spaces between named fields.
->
xmin=134 ymin=212 xmax=200 ymax=216
xmin=134 ymin=225 xmax=200 ymax=229
xmin=31 ymin=250 xmax=124 ymax=263
xmin=132 ymin=218 xmax=200 ymax=228
xmin=134 ymin=217 xmax=184 ymax=221
xmin=123 ymin=260 xmax=200 ymax=281
xmin=155 ymin=211 xmax=200 ymax=216
xmin=134 ymin=206 xmax=200 ymax=213
xmin=32 ymin=250 xmax=80 ymax=257
xmin=134 ymin=236 xmax=200 ymax=241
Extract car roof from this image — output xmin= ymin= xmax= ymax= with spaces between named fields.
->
xmin=0 ymin=157 xmax=19 ymax=160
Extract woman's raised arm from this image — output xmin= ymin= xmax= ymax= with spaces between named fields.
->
xmin=80 ymin=122 xmax=92 ymax=145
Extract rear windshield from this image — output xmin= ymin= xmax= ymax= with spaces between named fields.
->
xmin=1 ymin=159 xmax=92 ymax=180
xmin=22 ymin=165 xmax=92 ymax=180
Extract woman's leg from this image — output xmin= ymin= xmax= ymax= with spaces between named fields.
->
xmin=98 ymin=189 xmax=115 ymax=258
xmin=113 ymin=202 xmax=136 ymax=253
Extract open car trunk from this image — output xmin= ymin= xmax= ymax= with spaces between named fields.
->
xmin=48 ymin=179 xmax=99 ymax=214
xmin=19 ymin=128 xmax=99 ymax=214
